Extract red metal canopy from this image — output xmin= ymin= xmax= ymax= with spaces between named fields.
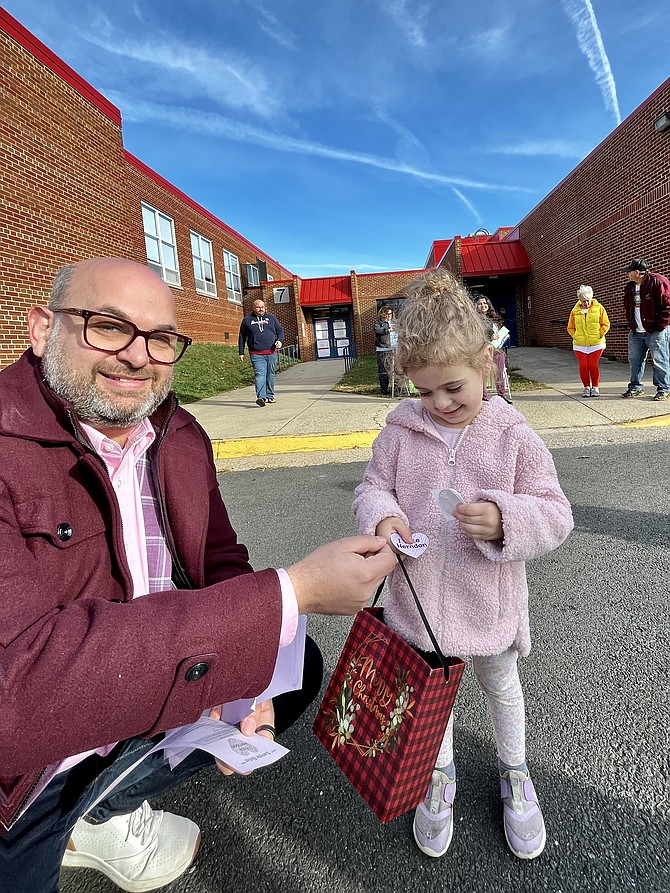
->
xmin=300 ymin=276 xmax=352 ymax=306
xmin=460 ymin=239 xmax=530 ymax=277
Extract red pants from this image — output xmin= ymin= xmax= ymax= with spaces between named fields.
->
xmin=575 ymin=349 xmax=603 ymax=387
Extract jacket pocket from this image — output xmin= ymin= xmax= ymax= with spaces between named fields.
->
xmin=15 ymin=496 xmax=108 ymax=550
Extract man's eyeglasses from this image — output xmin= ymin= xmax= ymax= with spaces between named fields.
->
xmin=53 ymin=308 xmax=192 ymax=365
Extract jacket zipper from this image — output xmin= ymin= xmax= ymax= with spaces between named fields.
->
xmin=447 ymin=425 xmax=470 ymax=466
xmin=152 ymin=403 xmax=193 ymax=590
xmin=6 ymin=767 xmax=47 ymax=832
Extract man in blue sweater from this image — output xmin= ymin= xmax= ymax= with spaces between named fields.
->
xmin=238 ymin=299 xmax=284 ymax=406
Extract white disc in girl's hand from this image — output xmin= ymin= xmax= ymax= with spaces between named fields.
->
xmin=432 ymin=487 xmax=465 ymax=521
xmin=390 ymin=531 xmax=429 ymax=557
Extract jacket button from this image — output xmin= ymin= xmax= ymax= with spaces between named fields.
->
xmin=57 ymin=523 xmax=73 ymax=541
xmin=185 ymin=662 xmax=209 ymax=682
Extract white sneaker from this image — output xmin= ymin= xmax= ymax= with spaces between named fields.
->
xmin=581 ymin=387 xmax=590 ymax=397
xmin=62 ymin=801 xmax=201 ymax=892
xmin=590 ymin=387 xmax=600 ymax=397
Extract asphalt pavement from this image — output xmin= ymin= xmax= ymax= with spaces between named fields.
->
xmin=60 ymin=347 xmax=670 ymax=893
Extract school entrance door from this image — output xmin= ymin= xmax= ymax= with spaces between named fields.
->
xmin=313 ymin=313 xmax=352 ymax=359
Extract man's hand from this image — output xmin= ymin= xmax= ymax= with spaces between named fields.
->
xmin=239 ymin=354 xmax=245 ymax=361
xmin=453 ymin=500 xmax=503 ymax=541
xmin=275 ymin=340 xmax=282 ymax=348
xmin=287 ymin=535 xmax=395 ymax=616
xmin=209 ymin=699 xmax=275 ymax=777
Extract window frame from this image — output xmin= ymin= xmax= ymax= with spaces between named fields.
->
xmin=245 ymin=263 xmax=261 ymax=287
xmin=223 ymin=249 xmax=243 ymax=304
xmin=141 ymin=203 xmax=180 ymax=286
xmin=190 ymin=231 xmax=217 ymax=297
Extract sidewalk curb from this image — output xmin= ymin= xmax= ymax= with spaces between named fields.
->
xmin=211 ymin=430 xmax=380 ymax=459
xmin=620 ymin=414 xmax=670 ymax=428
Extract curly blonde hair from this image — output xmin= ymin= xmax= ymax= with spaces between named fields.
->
xmin=392 ymin=269 xmax=490 ymax=377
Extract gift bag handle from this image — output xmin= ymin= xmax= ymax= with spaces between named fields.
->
xmin=372 ymin=555 xmax=452 ymax=680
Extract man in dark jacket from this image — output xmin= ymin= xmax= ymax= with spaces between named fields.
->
xmin=621 ymin=257 xmax=670 ymax=400
xmin=0 ymin=257 xmax=394 ymax=891
xmin=238 ymin=299 xmax=284 ymax=406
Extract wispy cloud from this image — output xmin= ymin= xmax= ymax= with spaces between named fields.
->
xmin=112 ymin=94 xmax=536 ymax=193
xmin=385 ymin=0 xmax=431 ymax=49
xmin=373 ymin=108 xmax=483 ymax=221
xmin=486 ymin=139 xmax=592 ymax=159
xmin=245 ymin=0 xmax=298 ymax=51
xmin=82 ymin=19 xmax=284 ymax=118
xmin=464 ymin=23 xmax=511 ymax=59
xmin=561 ymin=0 xmax=621 ymax=124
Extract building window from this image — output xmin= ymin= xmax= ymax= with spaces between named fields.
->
xmin=190 ymin=231 xmax=216 ymax=296
xmin=142 ymin=203 xmax=180 ymax=285
xmin=245 ymin=263 xmax=261 ymax=287
xmin=223 ymin=249 xmax=242 ymax=303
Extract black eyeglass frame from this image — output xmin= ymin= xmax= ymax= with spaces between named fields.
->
xmin=53 ymin=307 xmax=192 ymax=365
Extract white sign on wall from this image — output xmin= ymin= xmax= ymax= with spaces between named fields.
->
xmin=273 ymin=286 xmax=290 ymax=304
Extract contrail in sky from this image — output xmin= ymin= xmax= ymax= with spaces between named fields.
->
xmin=112 ymin=94 xmax=534 ymax=194
xmin=561 ymin=0 xmax=621 ymax=124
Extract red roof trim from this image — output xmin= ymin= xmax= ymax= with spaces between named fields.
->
xmin=1 ymin=9 xmax=121 ymax=126
xmin=125 ymin=152 xmax=294 ymax=279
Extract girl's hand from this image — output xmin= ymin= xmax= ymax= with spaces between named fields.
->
xmin=453 ymin=501 xmax=503 ymax=541
xmin=376 ymin=517 xmax=413 ymax=551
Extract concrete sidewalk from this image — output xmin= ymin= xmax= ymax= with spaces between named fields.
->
xmin=186 ymin=347 xmax=670 ymax=469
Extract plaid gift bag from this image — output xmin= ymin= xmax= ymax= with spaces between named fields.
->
xmin=313 ymin=560 xmax=465 ymax=824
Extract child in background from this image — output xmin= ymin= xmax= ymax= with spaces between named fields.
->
xmin=353 ymin=269 xmax=573 ymax=861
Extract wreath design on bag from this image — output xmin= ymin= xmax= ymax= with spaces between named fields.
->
xmin=321 ymin=633 xmax=415 ymax=757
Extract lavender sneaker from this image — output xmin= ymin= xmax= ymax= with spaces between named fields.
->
xmin=412 ymin=769 xmax=456 ymax=858
xmin=500 ymin=769 xmax=546 ymax=860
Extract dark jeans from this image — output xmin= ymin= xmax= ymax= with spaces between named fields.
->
xmin=0 ymin=636 xmax=323 ymax=893
xmin=376 ymin=350 xmax=391 ymax=395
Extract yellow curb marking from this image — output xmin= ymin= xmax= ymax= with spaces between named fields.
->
xmin=211 ymin=430 xmax=380 ymax=458
xmin=620 ymin=414 xmax=670 ymax=428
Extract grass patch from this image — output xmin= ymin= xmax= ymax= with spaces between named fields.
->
xmin=332 ymin=354 xmax=382 ymax=396
xmin=332 ymin=354 xmax=545 ymax=396
xmin=172 ymin=343 xmax=255 ymax=403
xmin=507 ymin=366 xmax=546 ymax=391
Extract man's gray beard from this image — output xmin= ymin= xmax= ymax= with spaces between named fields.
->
xmin=41 ymin=327 xmax=173 ymax=428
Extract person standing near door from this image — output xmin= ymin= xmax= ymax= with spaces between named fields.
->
xmin=374 ymin=306 xmax=396 ymax=396
xmin=239 ymin=299 xmax=284 ymax=406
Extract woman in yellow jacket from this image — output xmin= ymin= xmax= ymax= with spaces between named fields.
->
xmin=567 ymin=285 xmax=610 ymax=397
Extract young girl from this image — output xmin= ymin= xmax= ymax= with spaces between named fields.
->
xmin=353 ymin=270 xmax=573 ymax=861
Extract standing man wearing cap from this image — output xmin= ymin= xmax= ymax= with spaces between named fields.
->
xmin=621 ymin=258 xmax=670 ymax=401
xmin=238 ymin=299 xmax=284 ymax=406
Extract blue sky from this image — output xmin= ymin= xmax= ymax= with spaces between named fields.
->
xmin=5 ymin=0 xmax=669 ymax=277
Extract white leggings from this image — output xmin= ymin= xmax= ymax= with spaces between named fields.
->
xmin=437 ymin=647 xmax=525 ymax=769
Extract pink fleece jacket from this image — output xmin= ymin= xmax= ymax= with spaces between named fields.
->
xmin=353 ymin=398 xmax=573 ymax=658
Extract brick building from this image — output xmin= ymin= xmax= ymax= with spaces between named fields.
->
xmin=435 ymin=81 xmax=670 ymax=362
xmin=0 ymin=9 xmax=293 ymax=367
xmin=1 ymin=7 xmax=669 ymax=370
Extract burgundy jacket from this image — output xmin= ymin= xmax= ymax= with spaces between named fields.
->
xmin=0 ymin=351 xmax=282 ymax=829
xmin=623 ymin=272 xmax=670 ymax=333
